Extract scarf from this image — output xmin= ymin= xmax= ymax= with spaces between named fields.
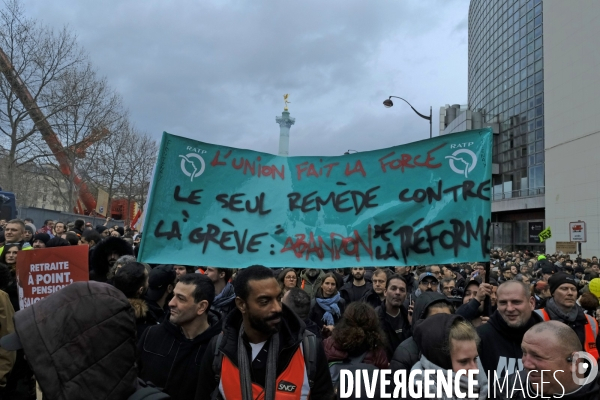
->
xmin=545 ymin=297 xmax=579 ymax=322
xmin=213 ymin=282 xmax=236 ymax=309
xmin=238 ymin=325 xmax=279 ymax=400
xmin=316 ymin=292 xmax=341 ymax=326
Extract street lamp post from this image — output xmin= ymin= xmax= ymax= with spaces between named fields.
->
xmin=383 ymin=96 xmax=432 ymax=138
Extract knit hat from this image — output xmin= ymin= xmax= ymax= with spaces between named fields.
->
xmin=548 ymin=272 xmax=577 ymax=295
xmin=32 ymin=233 xmax=51 ymax=245
xmin=538 ymin=255 xmax=546 ymax=261
xmin=24 ymin=224 xmax=34 ymax=235
xmin=589 ymin=278 xmax=600 ymax=299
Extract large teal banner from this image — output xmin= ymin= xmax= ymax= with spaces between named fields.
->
xmin=138 ymin=128 xmax=493 ymax=268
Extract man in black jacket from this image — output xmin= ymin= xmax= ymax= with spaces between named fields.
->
xmin=138 ymin=273 xmax=220 ymax=400
xmin=390 ymin=292 xmax=453 ymax=372
xmin=361 ymin=268 xmax=388 ymax=309
xmin=340 ymin=267 xmax=372 ymax=304
xmin=195 ymin=265 xmax=333 ymax=400
xmin=477 ymin=281 xmax=542 ymax=380
xmin=206 ymin=267 xmax=236 ymax=318
xmin=376 ymin=274 xmax=410 ymax=360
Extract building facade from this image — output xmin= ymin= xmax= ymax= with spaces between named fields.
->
xmin=465 ymin=0 xmax=546 ymax=251
xmin=543 ymin=1 xmax=600 ymax=257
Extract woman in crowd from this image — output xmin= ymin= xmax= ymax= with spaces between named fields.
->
xmin=0 ymin=244 xmax=22 ymax=311
xmin=277 ymin=268 xmax=299 ymax=294
xmin=410 ymin=313 xmax=488 ymax=399
xmin=308 ymin=272 xmax=345 ymax=334
xmin=323 ymin=302 xmax=388 ymax=368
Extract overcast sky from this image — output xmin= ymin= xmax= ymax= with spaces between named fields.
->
xmin=23 ymin=0 xmax=469 ymax=156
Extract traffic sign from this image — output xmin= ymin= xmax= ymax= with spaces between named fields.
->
xmin=569 ymin=221 xmax=586 ymax=242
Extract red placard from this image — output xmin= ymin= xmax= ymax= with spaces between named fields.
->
xmin=16 ymin=246 xmax=89 ymax=309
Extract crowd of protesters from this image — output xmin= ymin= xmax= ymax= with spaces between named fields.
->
xmin=0 ymin=218 xmax=598 ymax=399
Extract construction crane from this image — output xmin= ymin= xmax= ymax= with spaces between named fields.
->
xmin=0 ymin=46 xmax=107 ymax=214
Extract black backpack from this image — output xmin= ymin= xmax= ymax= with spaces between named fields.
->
xmin=329 ymin=353 xmax=380 ymax=400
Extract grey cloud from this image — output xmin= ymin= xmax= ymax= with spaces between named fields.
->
xmin=23 ymin=0 xmax=469 ymax=155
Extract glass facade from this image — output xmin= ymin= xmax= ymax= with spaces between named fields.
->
xmin=468 ymin=0 xmax=544 ymax=201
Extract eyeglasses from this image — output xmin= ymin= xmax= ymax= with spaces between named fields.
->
xmin=285 ymin=276 xmax=297 ymax=281
xmin=422 ymin=281 xmax=438 ymax=287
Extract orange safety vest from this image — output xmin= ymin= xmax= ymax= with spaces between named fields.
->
xmin=219 ymin=346 xmax=311 ymax=400
xmin=535 ymin=308 xmax=599 ymax=359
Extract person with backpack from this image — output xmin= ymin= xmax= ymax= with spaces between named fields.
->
xmin=324 ymin=302 xmax=388 ymax=399
xmin=195 ymin=265 xmax=334 ymax=400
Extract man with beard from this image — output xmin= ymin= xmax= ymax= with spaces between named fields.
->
xmin=206 ymin=267 xmax=236 ymax=318
xmin=300 ymin=268 xmax=325 ymax=299
xmin=196 ymin=265 xmax=333 ymax=400
xmin=534 ymin=272 xmax=599 ymax=359
xmin=0 ymin=220 xmax=32 ymax=255
xmin=89 ymin=236 xmax=134 ymax=282
xmin=376 ymin=274 xmax=411 ymax=360
xmin=361 ymin=268 xmax=388 ymax=308
xmin=477 ymin=281 xmax=542 ymax=380
xmin=404 ymin=272 xmax=439 ymax=308
xmin=138 ymin=274 xmax=220 ymax=400
xmin=145 ymin=264 xmax=176 ymax=322
xmin=340 ymin=267 xmax=372 ymax=304
xmin=31 ymin=233 xmax=50 ymax=249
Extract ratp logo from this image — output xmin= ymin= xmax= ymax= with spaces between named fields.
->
xmin=445 ymin=149 xmax=478 ymax=178
xmin=179 ymin=153 xmax=205 ymax=182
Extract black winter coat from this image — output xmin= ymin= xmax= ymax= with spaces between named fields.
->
xmin=10 ymin=281 xmax=140 ymax=399
xmin=138 ymin=312 xmax=221 ymax=400
xmin=340 ymin=281 xmax=372 ymax=304
xmin=476 ymin=310 xmax=543 ymax=379
xmin=390 ymin=292 xmax=451 ymax=372
xmin=376 ymin=301 xmax=411 ymax=361
xmin=195 ymin=304 xmax=334 ymax=400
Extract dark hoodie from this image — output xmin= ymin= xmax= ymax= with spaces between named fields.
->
xmin=138 ymin=311 xmax=221 ymax=400
xmin=477 ymin=309 xmax=543 ymax=379
xmin=390 ymin=292 xmax=453 ymax=372
xmin=194 ymin=304 xmax=334 ymax=400
xmin=413 ymin=313 xmax=465 ymax=370
xmin=7 ymin=281 xmax=140 ymax=399
xmin=89 ymin=236 xmax=134 ymax=282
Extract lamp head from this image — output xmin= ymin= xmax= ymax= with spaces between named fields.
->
xmin=383 ymin=98 xmax=393 ymax=108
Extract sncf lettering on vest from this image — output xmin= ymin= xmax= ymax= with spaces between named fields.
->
xmin=278 ymin=381 xmax=297 ymax=393
xmin=495 ymin=356 xmax=523 ymax=377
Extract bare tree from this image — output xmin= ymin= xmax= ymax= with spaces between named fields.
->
xmin=0 ymin=0 xmax=87 ymax=199
xmin=116 ymin=129 xmax=158 ymax=219
xmin=35 ymin=63 xmax=124 ymax=212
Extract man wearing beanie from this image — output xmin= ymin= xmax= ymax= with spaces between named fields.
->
xmin=31 ymin=233 xmax=50 ymax=248
xmin=534 ymin=272 xmax=599 ymax=359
